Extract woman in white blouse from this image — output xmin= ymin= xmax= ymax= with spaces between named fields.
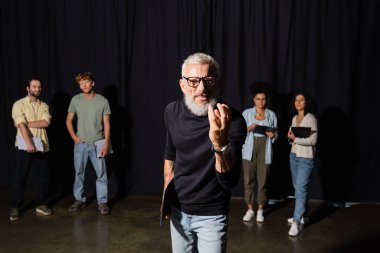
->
xmin=287 ymin=92 xmax=317 ymax=237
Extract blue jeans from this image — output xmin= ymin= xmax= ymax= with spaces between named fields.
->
xmin=73 ymin=143 xmax=108 ymax=204
xmin=170 ymin=207 xmax=228 ymax=253
xmin=289 ymin=153 xmax=314 ymax=222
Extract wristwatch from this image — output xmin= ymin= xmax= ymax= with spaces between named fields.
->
xmin=212 ymin=143 xmax=232 ymax=155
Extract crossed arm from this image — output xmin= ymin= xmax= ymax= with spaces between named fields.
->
xmin=16 ymin=119 xmax=49 ymax=153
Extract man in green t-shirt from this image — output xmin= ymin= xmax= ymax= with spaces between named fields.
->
xmin=66 ymin=72 xmax=112 ymax=215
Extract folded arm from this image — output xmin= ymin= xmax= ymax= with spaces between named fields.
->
xmin=27 ymin=119 xmax=50 ymax=128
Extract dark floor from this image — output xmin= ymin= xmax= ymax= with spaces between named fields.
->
xmin=1 ymin=192 xmax=380 ymax=253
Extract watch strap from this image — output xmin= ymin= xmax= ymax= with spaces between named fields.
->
xmin=212 ymin=143 xmax=231 ymax=154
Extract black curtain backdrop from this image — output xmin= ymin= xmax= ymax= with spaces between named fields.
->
xmin=1 ymin=0 xmax=379 ymax=202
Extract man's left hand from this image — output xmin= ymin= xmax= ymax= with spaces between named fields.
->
xmin=208 ymin=103 xmax=231 ymax=149
xmin=100 ymin=142 xmax=110 ymax=157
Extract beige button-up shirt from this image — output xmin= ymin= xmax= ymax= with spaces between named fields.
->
xmin=12 ymin=96 xmax=51 ymax=152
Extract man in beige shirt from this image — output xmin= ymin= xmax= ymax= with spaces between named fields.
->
xmin=10 ymin=78 xmax=53 ymax=221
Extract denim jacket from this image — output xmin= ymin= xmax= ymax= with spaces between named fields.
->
xmin=241 ymin=107 xmax=277 ymax=164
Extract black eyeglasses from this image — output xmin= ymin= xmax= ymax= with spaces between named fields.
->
xmin=182 ymin=76 xmax=217 ymax=88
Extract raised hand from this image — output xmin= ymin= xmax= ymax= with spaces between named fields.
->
xmin=208 ymin=103 xmax=232 ymax=149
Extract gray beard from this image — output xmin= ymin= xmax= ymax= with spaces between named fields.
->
xmin=184 ymin=94 xmax=217 ymax=116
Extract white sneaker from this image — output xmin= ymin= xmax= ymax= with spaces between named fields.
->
xmin=256 ymin=209 xmax=264 ymax=223
xmin=288 ymin=222 xmax=300 ymax=237
xmin=287 ymin=217 xmax=306 ymax=224
xmin=243 ymin=209 xmax=255 ymax=221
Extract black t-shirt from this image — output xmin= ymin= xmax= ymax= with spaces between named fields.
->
xmin=164 ymin=98 xmax=246 ymax=215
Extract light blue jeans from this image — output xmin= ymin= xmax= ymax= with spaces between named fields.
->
xmin=289 ymin=153 xmax=314 ymax=222
xmin=73 ymin=143 xmax=108 ymax=204
xmin=170 ymin=207 xmax=228 ymax=253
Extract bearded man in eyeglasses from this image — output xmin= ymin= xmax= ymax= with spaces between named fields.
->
xmin=162 ymin=53 xmax=246 ymax=253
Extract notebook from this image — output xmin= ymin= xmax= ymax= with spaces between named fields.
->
xmin=94 ymin=139 xmax=113 ymax=158
xmin=16 ymin=136 xmax=44 ymax=152
xmin=254 ymin=125 xmax=276 ymax=135
xmin=291 ymin=127 xmax=312 ymax=138
xmin=160 ymin=179 xmax=175 ymax=225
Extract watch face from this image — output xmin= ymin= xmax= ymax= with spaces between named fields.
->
xmin=213 ymin=143 xmax=231 ymax=154
xmin=223 ymin=143 xmax=232 ymax=154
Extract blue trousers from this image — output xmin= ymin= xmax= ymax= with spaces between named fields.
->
xmin=170 ymin=206 xmax=228 ymax=253
xmin=73 ymin=143 xmax=108 ymax=204
xmin=289 ymin=152 xmax=314 ymax=222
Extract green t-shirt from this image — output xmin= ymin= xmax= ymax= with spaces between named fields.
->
xmin=68 ymin=93 xmax=111 ymax=143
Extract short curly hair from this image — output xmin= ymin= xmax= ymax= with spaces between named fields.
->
xmin=249 ymin=81 xmax=271 ymax=97
xmin=75 ymin=72 xmax=93 ymax=83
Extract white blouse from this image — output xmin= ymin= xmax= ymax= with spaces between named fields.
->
xmin=290 ymin=113 xmax=318 ymax=158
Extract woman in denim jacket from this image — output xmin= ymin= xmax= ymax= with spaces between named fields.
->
xmin=241 ymin=83 xmax=277 ymax=223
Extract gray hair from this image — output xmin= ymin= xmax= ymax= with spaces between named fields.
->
xmin=181 ymin=53 xmax=220 ymax=79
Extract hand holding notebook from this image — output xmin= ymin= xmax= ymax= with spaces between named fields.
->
xmin=254 ymin=125 xmax=277 ymax=135
xmin=94 ymin=139 xmax=113 ymax=158
xmin=16 ymin=136 xmax=44 ymax=152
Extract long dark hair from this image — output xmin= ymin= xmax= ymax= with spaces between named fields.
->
xmin=288 ymin=92 xmax=317 ymax=116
